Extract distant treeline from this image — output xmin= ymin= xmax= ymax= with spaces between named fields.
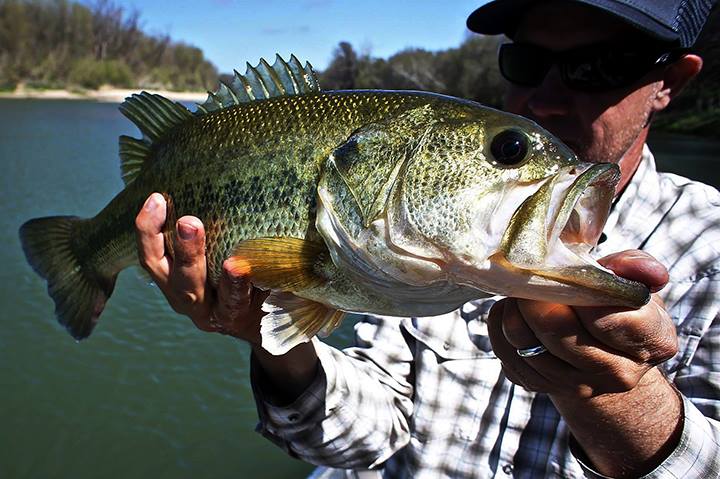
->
xmin=0 ymin=0 xmax=217 ymax=91
xmin=2 ymin=1 xmax=717 ymax=135
xmin=319 ymin=6 xmax=720 ymax=136
xmin=319 ymin=37 xmax=505 ymax=108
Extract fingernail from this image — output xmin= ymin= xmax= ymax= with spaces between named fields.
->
xmin=177 ymin=222 xmax=197 ymax=240
xmin=143 ymin=195 xmax=158 ymax=211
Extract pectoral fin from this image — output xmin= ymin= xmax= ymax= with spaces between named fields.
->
xmin=228 ymin=237 xmax=328 ymax=291
xmin=260 ymin=291 xmax=346 ymax=355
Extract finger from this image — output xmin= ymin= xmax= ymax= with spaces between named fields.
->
xmin=500 ymin=298 xmax=542 ymax=350
xmin=573 ymin=295 xmax=678 ymax=364
xmin=516 ymin=298 xmax=635 ymax=372
xmin=210 ymin=260 xmax=270 ymax=342
xmin=215 ymin=260 xmax=254 ymax=322
xmin=135 ymin=193 xmax=170 ymax=282
xmin=487 ymin=300 xmax=555 ymax=392
xmin=598 ymin=250 xmax=668 ymax=293
xmin=221 ymin=256 xmax=270 ymax=314
xmin=502 ymin=299 xmax=587 ymax=383
xmin=168 ymin=216 xmax=208 ymax=309
xmin=219 ymin=258 xmax=253 ymax=302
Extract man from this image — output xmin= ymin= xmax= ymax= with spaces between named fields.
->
xmin=135 ymin=0 xmax=720 ymax=477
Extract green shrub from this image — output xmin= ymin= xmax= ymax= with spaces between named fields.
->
xmin=68 ymin=58 xmax=133 ymax=89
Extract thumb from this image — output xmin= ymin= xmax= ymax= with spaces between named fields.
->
xmin=598 ymin=250 xmax=668 ymax=293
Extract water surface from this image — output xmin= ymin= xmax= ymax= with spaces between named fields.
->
xmin=0 ymin=99 xmax=345 ymax=479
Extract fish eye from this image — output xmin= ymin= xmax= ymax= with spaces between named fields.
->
xmin=490 ymin=129 xmax=529 ymax=166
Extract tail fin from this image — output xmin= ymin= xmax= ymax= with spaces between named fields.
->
xmin=19 ymin=216 xmax=117 ymax=340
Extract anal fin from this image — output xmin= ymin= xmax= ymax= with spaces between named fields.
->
xmin=260 ymin=291 xmax=346 ymax=355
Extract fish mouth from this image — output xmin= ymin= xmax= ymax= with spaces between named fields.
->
xmin=494 ymin=163 xmax=650 ymax=308
xmin=551 ymin=163 xmax=618 ymax=256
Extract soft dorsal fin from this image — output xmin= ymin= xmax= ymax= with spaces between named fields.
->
xmin=118 ymin=92 xmax=193 ymax=185
xmin=195 ymin=54 xmax=321 ymax=114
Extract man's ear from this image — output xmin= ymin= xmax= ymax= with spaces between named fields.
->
xmin=653 ymin=54 xmax=703 ymax=111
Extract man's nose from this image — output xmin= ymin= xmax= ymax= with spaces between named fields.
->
xmin=526 ymin=66 xmax=572 ymax=118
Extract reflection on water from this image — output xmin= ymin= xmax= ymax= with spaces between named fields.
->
xmin=1 ymin=99 xmax=717 ymax=478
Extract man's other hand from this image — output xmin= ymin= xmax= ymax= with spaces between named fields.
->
xmin=134 ymin=192 xmax=267 ymax=344
xmin=486 ymin=250 xmax=677 ymax=399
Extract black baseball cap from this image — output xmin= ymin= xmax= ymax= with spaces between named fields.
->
xmin=467 ymin=0 xmax=717 ymax=47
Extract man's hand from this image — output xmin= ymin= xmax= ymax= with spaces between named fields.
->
xmin=134 ymin=192 xmax=267 ymax=344
xmin=487 ymin=250 xmax=682 ymax=476
xmin=135 ymin=193 xmax=319 ymax=403
xmin=487 ymin=250 xmax=676 ymax=398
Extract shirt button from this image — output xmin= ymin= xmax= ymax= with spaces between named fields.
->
xmin=288 ymin=413 xmax=300 ymax=422
xmin=502 ymin=464 xmax=513 ymax=475
xmin=443 ymin=341 xmax=451 ymax=350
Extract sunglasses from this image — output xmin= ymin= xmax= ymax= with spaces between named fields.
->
xmin=498 ymin=42 xmax=686 ymax=92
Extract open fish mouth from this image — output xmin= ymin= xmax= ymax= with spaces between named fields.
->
xmin=494 ymin=163 xmax=650 ymax=308
xmin=550 ymin=163 xmax=619 ymax=262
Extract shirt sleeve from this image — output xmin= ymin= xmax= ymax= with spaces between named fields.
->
xmin=251 ymin=315 xmax=415 ymax=469
xmin=645 ymin=308 xmax=720 ymax=479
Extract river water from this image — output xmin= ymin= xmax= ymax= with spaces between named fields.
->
xmin=1 ymin=99 xmax=718 ymax=478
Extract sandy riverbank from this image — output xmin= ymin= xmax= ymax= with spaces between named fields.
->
xmin=0 ymin=85 xmax=208 ymax=103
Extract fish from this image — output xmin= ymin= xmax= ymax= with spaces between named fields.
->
xmin=19 ymin=54 xmax=650 ymax=355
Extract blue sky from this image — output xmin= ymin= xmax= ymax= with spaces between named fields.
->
xmin=97 ymin=1 xmax=488 ymax=73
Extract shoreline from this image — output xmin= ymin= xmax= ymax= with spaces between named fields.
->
xmin=0 ymin=87 xmax=208 ymax=103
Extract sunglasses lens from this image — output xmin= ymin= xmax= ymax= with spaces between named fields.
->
xmin=499 ymin=43 xmax=673 ymax=92
xmin=499 ymin=44 xmax=552 ymax=87
xmin=563 ymin=49 xmax=656 ymax=91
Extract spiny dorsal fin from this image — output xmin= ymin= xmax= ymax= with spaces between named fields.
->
xmin=196 ymin=54 xmax=321 ymax=114
xmin=118 ymin=92 xmax=193 ymax=185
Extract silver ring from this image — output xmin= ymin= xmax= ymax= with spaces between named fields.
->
xmin=516 ymin=345 xmax=548 ymax=358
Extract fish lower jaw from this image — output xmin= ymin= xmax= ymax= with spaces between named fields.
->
xmin=455 ymin=252 xmax=649 ymax=308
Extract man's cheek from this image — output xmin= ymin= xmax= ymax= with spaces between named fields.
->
xmin=502 ymin=87 xmax=531 ymax=114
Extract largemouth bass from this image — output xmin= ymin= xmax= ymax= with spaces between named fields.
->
xmin=20 ymin=55 xmax=649 ymax=355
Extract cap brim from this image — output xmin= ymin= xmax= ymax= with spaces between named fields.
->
xmin=466 ymin=0 xmax=679 ymax=44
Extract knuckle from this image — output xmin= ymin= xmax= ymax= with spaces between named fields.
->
xmin=532 ymin=318 xmax=563 ymax=338
xmin=138 ymin=255 xmax=151 ymax=271
xmin=592 ymin=313 xmax=623 ymax=334
xmin=648 ymin=335 xmax=678 ymax=364
xmin=173 ymin=246 xmax=201 ymax=268
xmin=486 ymin=299 xmax=507 ymax=324
xmin=614 ymin=372 xmax=639 ymax=392
xmin=174 ymin=254 xmax=197 ymax=269
xmin=501 ymin=320 xmax=530 ymax=346
xmin=174 ymin=291 xmax=198 ymax=308
xmin=502 ymin=364 xmax=546 ymax=393
xmin=134 ymin=213 xmax=144 ymax=232
xmin=194 ymin=320 xmax=215 ymax=332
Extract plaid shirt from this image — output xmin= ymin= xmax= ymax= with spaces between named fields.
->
xmin=252 ymin=146 xmax=720 ymax=478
